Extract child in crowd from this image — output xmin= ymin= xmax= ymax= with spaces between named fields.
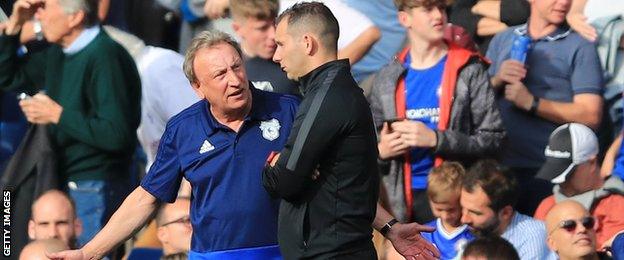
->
xmin=422 ymin=162 xmax=474 ymax=259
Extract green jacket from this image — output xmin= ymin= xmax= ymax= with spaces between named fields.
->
xmin=0 ymin=28 xmax=141 ymax=181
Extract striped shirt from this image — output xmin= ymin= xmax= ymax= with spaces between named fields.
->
xmin=501 ymin=212 xmax=557 ymax=260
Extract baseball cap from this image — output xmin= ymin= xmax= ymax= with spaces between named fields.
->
xmin=536 ymin=123 xmax=598 ymax=184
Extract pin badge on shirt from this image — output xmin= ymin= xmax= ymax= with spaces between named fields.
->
xmin=260 ymin=118 xmax=281 ymax=141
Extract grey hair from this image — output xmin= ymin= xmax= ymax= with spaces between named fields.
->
xmin=58 ymin=0 xmax=99 ymax=27
xmin=183 ymin=30 xmax=243 ymax=84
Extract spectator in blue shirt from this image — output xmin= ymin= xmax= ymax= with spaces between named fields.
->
xmin=460 ymin=160 xmax=555 ymax=260
xmin=486 ymin=0 xmax=604 ymax=215
xmin=49 ymin=30 xmax=299 ymax=260
xmin=422 ymin=162 xmax=475 ymax=260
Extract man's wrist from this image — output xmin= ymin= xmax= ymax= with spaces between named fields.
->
xmin=378 ymin=143 xmax=389 ymax=160
xmin=429 ymin=130 xmax=438 ymax=148
xmin=380 ymin=218 xmax=399 ymax=237
xmin=528 ymin=95 xmax=539 ymax=115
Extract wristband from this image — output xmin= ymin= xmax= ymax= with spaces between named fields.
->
xmin=529 ymin=96 xmax=539 ymax=115
xmin=380 ymin=218 xmax=399 ymax=236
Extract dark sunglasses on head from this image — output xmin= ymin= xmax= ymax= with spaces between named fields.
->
xmin=550 ymin=216 xmax=595 ymax=235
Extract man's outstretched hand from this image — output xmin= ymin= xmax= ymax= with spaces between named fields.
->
xmin=386 ymin=222 xmax=440 ymax=260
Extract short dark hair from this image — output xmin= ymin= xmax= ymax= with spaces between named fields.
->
xmin=462 ymin=236 xmax=520 ymax=260
xmin=463 ymin=159 xmax=518 ymax=212
xmin=276 ymin=1 xmax=339 ymax=53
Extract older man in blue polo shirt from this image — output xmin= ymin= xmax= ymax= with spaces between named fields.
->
xmin=49 ymin=30 xmax=299 ymax=260
xmin=486 ymin=0 xmax=604 ymax=215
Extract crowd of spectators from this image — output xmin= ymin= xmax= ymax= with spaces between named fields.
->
xmin=0 ymin=0 xmax=623 ymax=259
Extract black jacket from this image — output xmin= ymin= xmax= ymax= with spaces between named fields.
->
xmin=263 ymin=60 xmax=379 ymax=259
xmin=1 ymin=124 xmax=59 ymax=259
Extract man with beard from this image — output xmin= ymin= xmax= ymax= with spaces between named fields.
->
xmin=29 ymin=190 xmax=82 ymax=249
xmin=460 ymin=160 xmax=555 ymax=259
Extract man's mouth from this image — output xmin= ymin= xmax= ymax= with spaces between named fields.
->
xmin=228 ymin=89 xmax=244 ymax=98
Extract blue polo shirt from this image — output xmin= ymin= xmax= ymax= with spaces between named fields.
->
xmin=141 ymin=88 xmax=299 ymax=253
xmin=486 ymin=24 xmax=603 ymax=168
xmin=421 ymin=219 xmax=474 ymax=260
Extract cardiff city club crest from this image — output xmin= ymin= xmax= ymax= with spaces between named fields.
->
xmin=260 ymin=118 xmax=281 ymax=141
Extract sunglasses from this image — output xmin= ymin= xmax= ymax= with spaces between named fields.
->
xmin=161 ymin=215 xmax=191 ymax=227
xmin=549 ymin=216 xmax=595 ymax=235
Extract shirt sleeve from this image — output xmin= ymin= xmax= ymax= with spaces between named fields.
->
xmin=140 ymin=123 xmax=184 ymax=203
xmin=0 ymin=34 xmax=47 ymax=93
xmin=263 ymin=84 xmax=344 ymax=201
xmin=435 ymin=62 xmax=505 ymax=158
xmin=328 ymin=0 xmax=375 ymax=50
xmin=486 ymin=33 xmax=504 ymax=77
xmin=570 ymin=40 xmax=604 ymax=95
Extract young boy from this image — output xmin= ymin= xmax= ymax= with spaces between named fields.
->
xmin=229 ymin=0 xmax=300 ymax=96
xmin=422 ymin=162 xmax=474 ymax=259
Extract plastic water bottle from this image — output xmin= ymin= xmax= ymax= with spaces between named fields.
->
xmin=510 ymin=34 xmax=531 ymax=64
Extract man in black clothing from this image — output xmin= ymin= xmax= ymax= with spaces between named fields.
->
xmin=262 ymin=2 xmax=379 ymax=259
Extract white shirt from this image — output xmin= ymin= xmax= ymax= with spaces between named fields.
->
xmin=63 ymin=26 xmax=100 ymax=54
xmin=585 ymin=0 xmax=624 ymax=22
xmin=501 ymin=212 xmax=557 ymax=260
xmin=136 ymin=46 xmax=199 ymax=171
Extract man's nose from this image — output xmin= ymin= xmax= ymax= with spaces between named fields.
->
xmin=460 ymin=213 xmax=470 ymax=224
xmin=226 ymin=70 xmax=241 ymax=86
xmin=273 ymin=48 xmax=281 ymax=63
xmin=47 ymin=224 xmax=60 ymax=238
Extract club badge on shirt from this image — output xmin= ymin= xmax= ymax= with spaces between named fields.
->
xmin=260 ymin=118 xmax=281 ymax=141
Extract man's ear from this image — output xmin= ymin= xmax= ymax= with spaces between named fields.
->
xmin=28 ymin=220 xmax=36 ymax=240
xmin=302 ymin=34 xmax=316 ymax=56
xmin=68 ymin=10 xmax=86 ymax=29
xmin=74 ymin=218 xmax=83 ymax=237
xmin=499 ymin=205 xmax=514 ymax=221
xmin=232 ymin=21 xmax=243 ymax=37
xmin=191 ymin=82 xmax=205 ymax=99
xmin=397 ymin=10 xmax=412 ymax=29
xmin=157 ymin=226 xmax=168 ymax=244
xmin=546 ymin=234 xmax=557 ymax=252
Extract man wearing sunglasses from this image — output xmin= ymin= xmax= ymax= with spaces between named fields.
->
xmin=535 ymin=123 xmax=624 ymax=250
xmin=545 ymin=200 xmax=605 ymax=260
